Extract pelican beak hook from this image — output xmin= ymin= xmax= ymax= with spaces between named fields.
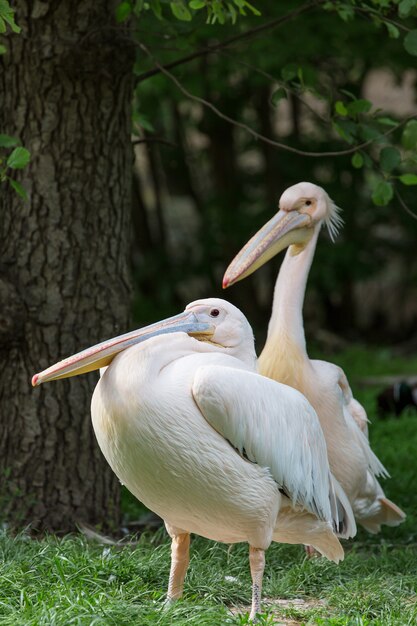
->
xmin=222 ymin=209 xmax=312 ymax=288
xmin=32 ymin=311 xmax=214 ymax=386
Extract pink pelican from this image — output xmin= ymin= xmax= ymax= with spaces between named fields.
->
xmin=223 ymin=182 xmax=406 ymax=534
xmin=33 ymin=298 xmax=355 ymax=620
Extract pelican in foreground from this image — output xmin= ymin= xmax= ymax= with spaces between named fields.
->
xmin=33 ymin=298 xmax=355 ymax=620
xmin=223 ymin=183 xmax=405 ymax=533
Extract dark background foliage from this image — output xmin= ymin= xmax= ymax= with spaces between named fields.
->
xmin=127 ymin=1 xmax=417 ymax=349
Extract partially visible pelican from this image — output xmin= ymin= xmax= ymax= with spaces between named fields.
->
xmin=33 ymin=298 xmax=355 ymax=620
xmin=223 ymin=183 xmax=405 ymax=533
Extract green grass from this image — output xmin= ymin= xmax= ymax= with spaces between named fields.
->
xmin=1 ymin=346 xmax=416 ymax=625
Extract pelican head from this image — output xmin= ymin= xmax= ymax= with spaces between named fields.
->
xmin=32 ymin=298 xmax=255 ymax=386
xmin=185 ymin=297 xmax=256 ymax=366
xmin=223 ymin=182 xmax=342 ymax=287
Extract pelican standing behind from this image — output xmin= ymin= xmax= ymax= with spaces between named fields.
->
xmin=223 ymin=183 xmax=405 ymax=533
xmin=33 ymin=298 xmax=355 ymax=620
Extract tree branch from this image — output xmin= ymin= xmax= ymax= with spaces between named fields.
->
xmin=218 ymin=49 xmax=330 ymax=124
xmin=133 ymin=137 xmax=177 ymax=148
xmin=138 ymin=42 xmax=417 ymax=159
xmin=395 ymin=188 xmax=417 ymax=221
xmin=135 ymin=0 xmax=322 ymax=84
xmin=352 ymin=5 xmax=411 ymax=32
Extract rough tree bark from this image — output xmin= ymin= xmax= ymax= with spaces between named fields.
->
xmin=0 ymin=1 xmax=135 ymax=531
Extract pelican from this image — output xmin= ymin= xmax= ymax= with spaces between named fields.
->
xmin=33 ymin=298 xmax=355 ymax=620
xmin=223 ymin=183 xmax=405 ymax=533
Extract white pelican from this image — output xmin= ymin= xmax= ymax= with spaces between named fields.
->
xmin=223 ymin=183 xmax=406 ymax=533
xmin=33 ymin=298 xmax=355 ymax=620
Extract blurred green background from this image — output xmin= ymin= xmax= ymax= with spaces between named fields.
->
xmin=130 ymin=1 xmax=417 ymax=351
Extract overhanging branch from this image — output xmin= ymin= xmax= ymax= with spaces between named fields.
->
xmin=135 ymin=0 xmax=322 ymax=84
xmin=139 ymin=42 xmax=416 ymax=159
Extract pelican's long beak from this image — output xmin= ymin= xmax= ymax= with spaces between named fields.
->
xmin=32 ymin=311 xmax=214 ymax=386
xmin=223 ymin=209 xmax=312 ymax=288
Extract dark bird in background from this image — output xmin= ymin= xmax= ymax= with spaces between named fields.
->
xmin=377 ymin=381 xmax=417 ymax=417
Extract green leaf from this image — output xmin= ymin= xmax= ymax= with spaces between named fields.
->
xmin=211 ymin=0 xmax=226 ymax=24
xmin=233 ymin=0 xmax=247 ymax=17
xmin=337 ymin=5 xmax=354 ymax=21
xmin=9 ymin=178 xmax=28 ymax=200
xmin=149 ymin=0 xmax=162 ymax=19
xmin=170 ymin=1 xmax=192 ymax=20
xmin=402 ymin=156 xmax=417 ymax=168
xmin=379 ymin=147 xmax=401 ymax=173
xmin=233 ymin=0 xmax=252 ymax=11
xmin=358 ymin=123 xmax=381 ymax=141
xmin=189 ymin=0 xmax=205 ymax=7
xmin=404 ymin=30 xmax=417 ymax=56
xmin=346 ymin=99 xmax=372 ymax=115
xmin=133 ymin=0 xmax=144 ymax=16
xmin=385 ymin=21 xmax=400 ymax=39
xmin=133 ymin=111 xmax=155 ymax=133
xmin=281 ymin=63 xmax=298 ymax=82
xmin=115 ymin=1 xmax=132 ymax=22
xmin=0 ymin=1 xmax=21 ymax=33
xmin=399 ymin=173 xmax=417 ymax=185
xmin=241 ymin=0 xmax=260 ymax=16
xmin=6 ymin=147 xmax=30 ymax=169
xmin=398 ymin=0 xmax=415 ymax=18
xmin=351 ymin=153 xmax=364 ymax=169
xmin=401 ymin=120 xmax=417 ymax=150
xmin=0 ymin=44 xmax=6 ymax=54
xmin=340 ymin=88 xmax=357 ymax=101
xmin=333 ymin=119 xmax=356 ymax=144
xmin=377 ymin=0 xmax=392 ymax=10
xmin=335 ymin=101 xmax=348 ymax=117
xmin=227 ymin=2 xmax=237 ymax=23
xmin=0 ymin=134 xmax=19 ymax=148
xmin=376 ymin=116 xmax=398 ymax=127
xmin=372 ymin=180 xmax=394 ymax=206
xmin=271 ymin=88 xmax=287 ymax=107
xmin=362 ymin=152 xmax=373 ymax=168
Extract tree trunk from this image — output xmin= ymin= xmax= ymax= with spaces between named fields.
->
xmin=0 ymin=1 xmax=135 ymax=531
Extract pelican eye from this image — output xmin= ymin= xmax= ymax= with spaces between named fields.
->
xmin=210 ymin=309 xmax=220 ymax=318
xmin=305 ymin=200 xmax=312 ymax=206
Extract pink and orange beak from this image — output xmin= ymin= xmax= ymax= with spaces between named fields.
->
xmin=32 ymin=311 xmax=214 ymax=386
xmin=223 ymin=209 xmax=312 ymax=288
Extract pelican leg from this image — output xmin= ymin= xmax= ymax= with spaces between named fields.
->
xmin=249 ymin=546 xmax=265 ymax=622
xmin=166 ymin=531 xmax=190 ymax=602
xmin=304 ymin=544 xmax=319 ymax=558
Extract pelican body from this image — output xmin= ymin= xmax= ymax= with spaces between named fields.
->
xmin=33 ymin=298 xmax=355 ymax=620
xmin=93 ymin=335 xmax=275 ymax=548
xmin=223 ymin=182 xmax=406 ymax=534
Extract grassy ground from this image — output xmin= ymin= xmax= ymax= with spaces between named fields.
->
xmin=1 ymin=347 xmax=416 ymax=625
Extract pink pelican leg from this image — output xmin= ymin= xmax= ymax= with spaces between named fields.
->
xmin=249 ymin=546 xmax=265 ymax=621
xmin=166 ymin=526 xmax=191 ymax=602
xmin=304 ymin=545 xmax=319 ymax=558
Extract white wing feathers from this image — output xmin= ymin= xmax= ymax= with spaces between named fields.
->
xmin=343 ymin=407 xmax=389 ymax=479
xmin=336 ymin=367 xmax=389 ymax=479
xmin=337 ymin=367 xmax=369 ymax=436
xmin=192 ymin=365 xmax=339 ymax=526
xmin=314 ymin=360 xmax=388 ymax=479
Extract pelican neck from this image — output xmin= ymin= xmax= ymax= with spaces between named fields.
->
xmin=267 ymin=225 xmax=321 ymax=353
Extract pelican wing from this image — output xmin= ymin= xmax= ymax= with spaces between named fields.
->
xmin=312 ymin=359 xmax=388 ymax=479
xmin=336 ymin=366 xmax=369 ymax=436
xmin=343 ymin=406 xmax=389 ymax=478
xmin=192 ymin=365 xmax=333 ymax=523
